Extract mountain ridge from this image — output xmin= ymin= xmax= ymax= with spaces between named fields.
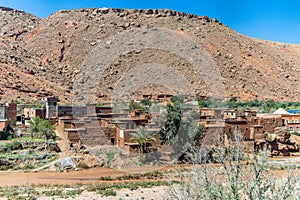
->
xmin=0 ymin=7 xmax=300 ymax=103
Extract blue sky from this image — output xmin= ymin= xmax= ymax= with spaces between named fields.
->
xmin=1 ymin=0 xmax=300 ymax=44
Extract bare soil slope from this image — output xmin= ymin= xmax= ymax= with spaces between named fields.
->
xmin=1 ymin=7 xmax=300 ymax=102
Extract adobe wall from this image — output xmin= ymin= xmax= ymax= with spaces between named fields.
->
xmin=6 ymin=103 xmax=17 ymax=125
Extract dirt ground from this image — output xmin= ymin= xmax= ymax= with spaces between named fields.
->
xmin=0 ymin=166 xmax=169 ymax=187
xmin=32 ymin=186 xmax=169 ymax=200
xmin=0 ymin=155 xmax=300 ymax=187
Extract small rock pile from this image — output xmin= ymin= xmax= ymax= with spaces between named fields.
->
xmin=255 ymin=127 xmax=299 ymax=156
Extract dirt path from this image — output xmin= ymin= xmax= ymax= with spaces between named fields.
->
xmin=0 ymin=169 xmax=125 ymax=187
xmin=1 ymin=155 xmax=300 ymax=187
xmin=0 ymin=166 xmax=166 ymax=186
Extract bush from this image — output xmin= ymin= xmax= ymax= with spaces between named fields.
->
xmin=169 ymin=131 xmax=299 ymax=199
xmin=42 ymin=189 xmax=63 ymax=197
xmin=5 ymin=140 xmax=22 ymax=151
xmin=140 ymin=98 xmax=152 ymax=107
xmin=97 ymin=189 xmax=117 ymax=197
xmin=106 ymin=151 xmax=117 ymax=168
xmin=129 ymin=101 xmax=145 ymax=111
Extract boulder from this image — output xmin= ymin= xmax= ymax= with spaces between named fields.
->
xmin=58 ymin=157 xmax=77 ymax=172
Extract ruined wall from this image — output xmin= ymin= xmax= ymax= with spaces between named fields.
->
xmin=24 ymin=108 xmax=45 ymax=119
xmin=257 ymin=116 xmax=283 ymax=133
xmin=57 ymin=106 xmax=87 ymax=118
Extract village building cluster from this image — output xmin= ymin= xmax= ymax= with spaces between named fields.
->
xmin=0 ymin=96 xmax=300 ymax=155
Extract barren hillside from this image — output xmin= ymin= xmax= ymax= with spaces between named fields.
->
xmin=0 ymin=7 xmax=300 ymax=103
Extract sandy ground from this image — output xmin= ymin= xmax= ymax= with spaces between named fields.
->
xmin=0 ymin=155 xmax=300 ymax=187
xmin=33 ymin=186 xmax=170 ymax=200
xmin=0 ymin=166 xmax=170 ymax=187
xmin=0 ymin=157 xmax=299 ymax=199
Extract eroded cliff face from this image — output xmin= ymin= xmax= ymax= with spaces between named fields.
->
xmin=1 ymin=7 xmax=300 ymax=103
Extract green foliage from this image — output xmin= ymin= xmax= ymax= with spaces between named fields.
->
xmin=158 ymin=102 xmax=206 ymax=157
xmin=65 ymin=189 xmax=83 ymax=197
xmin=106 ymin=151 xmax=117 ymax=168
xmin=97 ymin=189 xmax=117 ymax=197
xmin=130 ymin=127 xmax=156 ymax=155
xmin=198 ymin=99 xmax=207 ymax=108
xmin=159 ymin=104 xmax=182 ymax=142
xmin=27 ymin=117 xmax=56 ymax=140
xmin=129 ymin=101 xmax=145 ymax=111
xmin=98 ymin=170 xmax=164 ymax=181
xmin=171 ymin=95 xmax=184 ymax=105
xmin=42 ymin=189 xmax=63 ymax=197
xmin=25 ymin=102 xmax=43 ymax=108
xmin=85 ymin=181 xmax=173 ymax=194
xmin=0 ymin=131 xmax=7 ymax=140
xmin=197 ymin=98 xmax=300 ymax=112
xmin=172 ymin=118 xmax=206 ymax=156
xmin=140 ymin=98 xmax=152 ymax=107
xmin=291 ymin=131 xmax=300 ymax=136
xmin=169 ymin=132 xmax=299 ymax=200
xmin=0 ymin=122 xmax=14 ymax=140
xmin=5 ymin=140 xmax=22 ymax=151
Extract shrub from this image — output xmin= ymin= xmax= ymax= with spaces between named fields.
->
xmin=106 ymin=151 xmax=117 ymax=168
xmin=97 ymin=189 xmax=117 ymax=197
xmin=140 ymin=98 xmax=152 ymax=107
xmin=42 ymin=189 xmax=63 ymax=197
xmin=169 ymin=131 xmax=299 ymax=199
xmin=5 ymin=140 xmax=22 ymax=151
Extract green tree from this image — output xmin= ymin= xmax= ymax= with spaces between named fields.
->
xmin=130 ymin=126 xmax=156 ymax=156
xmin=27 ymin=117 xmax=43 ymax=138
xmin=174 ymin=119 xmax=206 ymax=156
xmin=171 ymin=95 xmax=184 ymax=106
xmin=129 ymin=100 xmax=145 ymax=111
xmin=159 ymin=104 xmax=182 ymax=143
xmin=198 ymin=99 xmax=207 ymax=108
xmin=159 ymin=102 xmax=206 ymax=158
xmin=27 ymin=117 xmax=56 ymax=150
xmin=140 ymin=98 xmax=152 ymax=107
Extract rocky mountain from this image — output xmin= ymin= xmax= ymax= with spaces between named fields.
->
xmin=0 ymin=7 xmax=300 ymax=103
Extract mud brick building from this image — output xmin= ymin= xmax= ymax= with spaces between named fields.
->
xmin=0 ymin=103 xmax=17 ymax=125
xmin=24 ymin=108 xmax=46 ymax=119
xmin=199 ymin=108 xmax=285 ymax=151
xmin=57 ymin=105 xmax=87 ymax=118
xmin=56 ymin=104 xmax=162 ymax=155
xmin=282 ymin=114 xmax=300 ymax=132
xmin=0 ymin=119 xmax=8 ymax=131
xmin=6 ymin=103 xmax=17 ymax=125
xmin=54 ymin=97 xmax=289 ymax=154
xmin=44 ymin=97 xmax=59 ymax=119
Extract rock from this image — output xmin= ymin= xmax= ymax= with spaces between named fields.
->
xmin=144 ymin=9 xmax=154 ymax=15
xmin=0 ymin=143 xmax=8 ymax=153
xmin=58 ymin=157 xmax=77 ymax=172
xmin=77 ymin=154 xmax=106 ymax=168
xmin=110 ymin=154 xmax=137 ymax=169
xmin=100 ymin=8 xmax=109 ymax=14
xmin=36 ymin=154 xmax=47 ymax=160
xmin=47 ymin=142 xmax=61 ymax=152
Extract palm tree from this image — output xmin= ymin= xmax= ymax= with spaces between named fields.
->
xmin=28 ymin=117 xmax=56 ymax=150
xmin=130 ymin=126 xmax=156 ymax=156
xmin=28 ymin=117 xmax=43 ymax=138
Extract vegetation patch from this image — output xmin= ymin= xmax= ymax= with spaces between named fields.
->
xmin=106 ymin=151 xmax=117 ymax=168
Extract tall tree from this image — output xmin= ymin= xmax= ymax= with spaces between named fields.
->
xmin=159 ymin=104 xmax=182 ymax=143
xmin=130 ymin=126 xmax=156 ymax=156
